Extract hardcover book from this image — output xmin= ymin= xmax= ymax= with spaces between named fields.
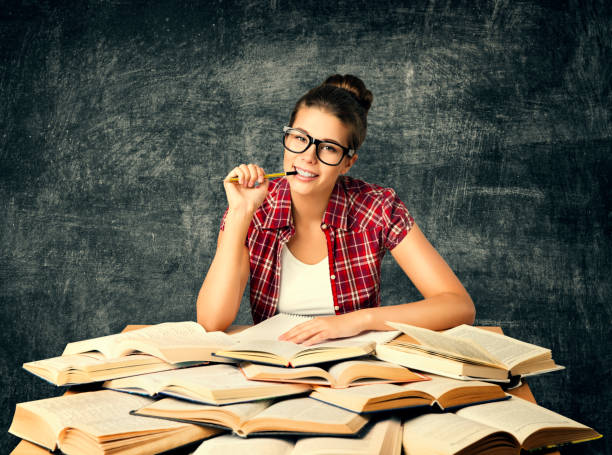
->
xmin=401 ymin=396 xmax=601 ymax=454
xmin=8 ymin=389 xmax=220 ymax=455
xmin=376 ymin=322 xmax=563 ymax=381
xmin=103 ymin=364 xmax=310 ymax=405
xmin=308 ymin=374 xmax=508 ymax=413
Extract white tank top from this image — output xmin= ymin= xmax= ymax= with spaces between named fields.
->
xmin=276 ymin=244 xmax=335 ymax=316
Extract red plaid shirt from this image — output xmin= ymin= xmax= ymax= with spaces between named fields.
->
xmin=221 ymin=176 xmax=414 ymax=324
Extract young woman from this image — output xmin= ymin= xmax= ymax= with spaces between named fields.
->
xmin=197 ymin=74 xmax=475 ymax=345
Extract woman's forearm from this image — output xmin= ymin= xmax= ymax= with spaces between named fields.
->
xmin=196 ymin=208 xmax=253 ymax=331
xmin=358 ymin=292 xmax=476 ymax=332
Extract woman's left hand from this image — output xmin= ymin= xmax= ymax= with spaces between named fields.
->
xmin=278 ymin=312 xmax=368 ymax=346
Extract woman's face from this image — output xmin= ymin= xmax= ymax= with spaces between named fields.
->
xmin=283 ymin=106 xmax=358 ymax=200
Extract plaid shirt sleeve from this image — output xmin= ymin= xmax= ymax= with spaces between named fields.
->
xmin=381 ymin=188 xmax=415 ymax=250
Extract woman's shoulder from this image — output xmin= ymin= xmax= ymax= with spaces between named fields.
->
xmin=340 ymin=175 xmax=403 ymax=204
xmin=339 ymin=176 xmax=410 ymax=231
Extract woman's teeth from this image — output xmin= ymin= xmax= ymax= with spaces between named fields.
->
xmin=296 ymin=168 xmax=316 ymax=177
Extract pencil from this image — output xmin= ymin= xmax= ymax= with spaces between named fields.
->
xmin=227 ymin=171 xmax=297 ymax=183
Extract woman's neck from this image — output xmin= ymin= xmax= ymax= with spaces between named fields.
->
xmin=290 ymin=191 xmax=331 ymax=228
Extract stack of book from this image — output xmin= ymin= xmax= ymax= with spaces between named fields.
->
xmin=9 ymin=314 xmax=601 ymax=455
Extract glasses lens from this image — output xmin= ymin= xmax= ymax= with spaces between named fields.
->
xmin=284 ymin=129 xmax=310 ymax=153
xmin=317 ymin=142 xmax=345 ymax=165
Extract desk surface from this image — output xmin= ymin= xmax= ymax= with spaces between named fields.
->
xmin=10 ymin=325 xmax=559 ymax=455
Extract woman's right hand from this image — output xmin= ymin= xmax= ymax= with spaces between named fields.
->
xmin=223 ymin=164 xmax=270 ymax=214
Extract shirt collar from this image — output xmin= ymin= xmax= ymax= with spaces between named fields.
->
xmin=261 ymin=178 xmax=293 ymax=230
xmin=323 ymin=177 xmax=349 ymax=231
xmin=261 ymin=177 xmax=349 ymax=231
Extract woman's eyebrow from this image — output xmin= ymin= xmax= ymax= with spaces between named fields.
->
xmin=292 ymin=127 xmax=344 ymax=144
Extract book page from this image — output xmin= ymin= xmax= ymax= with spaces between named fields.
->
xmin=400 ymin=374 xmax=495 ymax=399
xmin=136 ymin=397 xmax=272 ymax=424
xmin=292 ymin=418 xmax=401 ymax=455
xmin=63 ymin=321 xmax=233 ymax=359
xmin=311 ymin=383 xmax=417 ymax=411
xmin=327 ymin=359 xmax=417 ymax=384
xmin=402 ymin=412 xmax=517 ymax=454
xmin=16 ymin=390 xmax=186 ymax=438
xmin=232 ymin=314 xmax=313 ymax=341
xmin=252 ymin=396 xmax=368 ymax=427
xmin=193 ymin=434 xmax=293 ymax=455
xmin=105 ymin=364 xmax=309 ymax=400
xmin=456 ymin=396 xmax=592 ymax=444
xmin=233 ymin=313 xmax=400 ymax=347
xmin=386 ymin=322 xmax=502 ymax=366
xmin=314 ymin=382 xmax=405 ymax=400
xmin=444 ymin=325 xmax=550 ymax=369
xmin=241 ymin=362 xmax=332 ymax=384
xmin=222 ymin=339 xmax=307 ymax=359
xmin=25 ymin=353 xmax=166 ymax=373
xmin=24 ymin=354 xmax=103 ymax=371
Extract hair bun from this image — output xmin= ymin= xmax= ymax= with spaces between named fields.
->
xmin=322 ymin=74 xmax=373 ymax=113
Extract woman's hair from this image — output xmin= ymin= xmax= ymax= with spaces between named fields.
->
xmin=289 ymin=74 xmax=373 ymax=151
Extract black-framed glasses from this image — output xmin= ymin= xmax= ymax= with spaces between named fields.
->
xmin=283 ymin=126 xmax=355 ymax=166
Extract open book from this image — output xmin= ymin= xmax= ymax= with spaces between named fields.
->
xmin=62 ymin=321 xmax=235 ymax=363
xmin=8 ymin=389 xmax=220 ymax=455
xmin=215 ymin=314 xmax=400 ymax=367
xmin=22 ymin=353 xmax=186 ymax=386
xmin=240 ymin=358 xmax=428 ymax=388
xmin=376 ymin=322 xmax=563 ymax=381
xmin=309 ymin=374 xmax=508 ymax=413
xmin=103 ymin=364 xmax=310 ymax=405
xmin=23 ymin=321 xmax=236 ymax=386
xmin=402 ymin=396 xmax=602 ymax=454
xmin=133 ymin=396 xmax=369 ymax=437
xmin=191 ymin=418 xmax=401 ymax=454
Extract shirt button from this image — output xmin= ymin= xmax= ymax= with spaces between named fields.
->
xmin=334 ymin=305 xmax=339 ymax=311
xmin=321 ymin=223 xmax=328 ymax=229
xmin=330 ymin=274 xmax=336 ymax=280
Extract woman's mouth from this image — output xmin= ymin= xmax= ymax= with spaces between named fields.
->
xmin=294 ymin=166 xmax=318 ymax=180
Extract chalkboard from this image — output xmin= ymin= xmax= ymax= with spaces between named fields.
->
xmin=1 ymin=1 xmax=610 ymax=453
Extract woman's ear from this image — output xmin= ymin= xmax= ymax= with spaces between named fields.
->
xmin=342 ymin=154 xmax=358 ymax=174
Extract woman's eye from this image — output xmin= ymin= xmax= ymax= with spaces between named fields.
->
xmin=322 ymin=144 xmax=341 ymax=153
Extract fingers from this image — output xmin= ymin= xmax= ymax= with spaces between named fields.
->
xmin=279 ymin=319 xmax=330 ymax=345
xmin=225 ymin=164 xmax=266 ymax=187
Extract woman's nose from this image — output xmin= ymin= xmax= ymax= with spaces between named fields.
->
xmin=301 ymin=143 xmax=318 ymax=163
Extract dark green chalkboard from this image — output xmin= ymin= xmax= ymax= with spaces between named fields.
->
xmin=1 ymin=1 xmax=610 ymax=453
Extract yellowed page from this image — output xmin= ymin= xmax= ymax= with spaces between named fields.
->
xmin=135 ymin=397 xmax=272 ymax=427
xmin=231 ymin=314 xmax=312 ymax=341
xmin=241 ymin=362 xmax=333 ymax=385
xmin=327 ymin=359 xmax=420 ymax=386
xmin=386 ymin=322 xmax=502 ymax=366
xmin=400 ymin=374 xmax=496 ymax=398
xmin=445 ymin=324 xmax=551 ymax=369
xmin=456 ymin=396 xmax=593 ymax=445
xmin=104 ymin=364 xmax=309 ymax=403
xmin=22 ymin=355 xmax=101 ymax=384
xmin=402 ymin=412 xmax=516 ymax=455
xmin=220 ymin=339 xmax=308 ymax=360
xmin=240 ymin=397 xmax=368 ymax=435
xmin=193 ymin=434 xmax=293 ymax=455
xmin=230 ymin=314 xmax=399 ymax=356
xmin=62 ymin=321 xmax=233 ymax=360
xmin=292 ymin=418 xmax=401 ymax=455
xmin=8 ymin=389 xmax=187 ymax=446
xmin=313 ymin=382 xmax=407 ymax=401
xmin=23 ymin=353 xmax=170 ymax=383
